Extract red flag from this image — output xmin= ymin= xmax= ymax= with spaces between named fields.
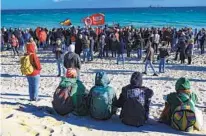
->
xmin=83 ymin=13 xmax=105 ymax=26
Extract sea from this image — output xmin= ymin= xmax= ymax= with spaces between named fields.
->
xmin=1 ymin=7 xmax=206 ymax=29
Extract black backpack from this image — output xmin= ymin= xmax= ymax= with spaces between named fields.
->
xmin=52 ymin=86 xmax=74 ymax=116
xmin=120 ymin=88 xmax=146 ymax=127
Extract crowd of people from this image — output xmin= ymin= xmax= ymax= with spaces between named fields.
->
xmin=1 ymin=25 xmax=205 ymax=133
xmin=1 ymin=26 xmax=206 ymax=76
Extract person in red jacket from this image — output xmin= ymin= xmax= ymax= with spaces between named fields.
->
xmin=10 ymin=34 xmax=19 ymax=56
xmin=25 ymin=37 xmax=42 ymax=101
xmin=38 ymin=29 xmax=47 ymax=49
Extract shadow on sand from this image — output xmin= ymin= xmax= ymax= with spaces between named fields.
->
xmin=1 ymin=101 xmax=205 ymax=136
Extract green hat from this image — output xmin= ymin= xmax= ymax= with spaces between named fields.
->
xmin=175 ymin=77 xmax=191 ymax=91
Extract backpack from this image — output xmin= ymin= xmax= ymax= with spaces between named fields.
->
xmin=20 ymin=54 xmax=34 ymax=75
xmin=52 ymin=86 xmax=74 ymax=116
xmin=171 ymin=94 xmax=196 ymax=132
xmin=89 ymin=87 xmax=113 ymax=120
xmin=121 ymin=88 xmax=146 ymax=127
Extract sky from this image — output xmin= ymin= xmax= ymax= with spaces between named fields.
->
xmin=2 ymin=0 xmax=206 ymax=9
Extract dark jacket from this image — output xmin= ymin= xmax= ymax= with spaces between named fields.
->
xmin=115 ymin=72 xmax=154 ymax=120
xmin=64 ymin=52 xmax=81 ymax=69
xmin=185 ymin=44 xmax=193 ymax=57
xmin=159 ymin=47 xmax=169 ymax=58
xmin=117 ymin=39 xmax=126 ymax=54
xmin=75 ymin=38 xmax=83 ymax=55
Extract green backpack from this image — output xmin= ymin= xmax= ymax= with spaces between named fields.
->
xmin=90 ymin=86 xmax=113 ymax=120
xmin=171 ymin=94 xmax=196 ymax=132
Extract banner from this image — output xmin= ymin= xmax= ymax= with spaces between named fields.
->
xmin=83 ymin=13 xmax=105 ymax=26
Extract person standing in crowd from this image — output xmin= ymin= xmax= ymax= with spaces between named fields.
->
xmin=89 ymin=36 xmax=94 ymax=61
xmin=24 ymin=29 xmax=31 ymax=43
xmin=143 ymin=42 xmax=158 ymax=76
xmin=186 ymin=39 xmax=194 ymax=65
xmin=111 ymin=33 xmax=117 ymax=57
xmin=179 ymin=32 xmax=187 ymax=64
xmin=64 ymin=44 xmax=81 ymax=79
xmin=10 ymin=34 xmax=19 ymax=56
xmin=82 ymin=35 xmax=90 ymax=63
xmin=200 ymin=30 xmax=205 ymax=54
xmin=135 ymin=32 xmax=143 ymax=61
xmin=153 ymin=30 xmax=160 ymax=54
xmin=126 ymin=32 xmax=133 ymax=57
xmin=25 ymin=38 xmax=42 ymax=101
xmin=54 ymin=38 xmax=66 ymax=77
xmin=18 ymin=33 xmax=25 ymax=54
xmin=117 ymin=37 xmax=125 ymax=65
xmin=158 ymin=42 xmax=169 ymax=73
xmin=75 ymin=34 xmax=83 ymax=56
xmin=99 ymin=34 xmax=106 ymax=59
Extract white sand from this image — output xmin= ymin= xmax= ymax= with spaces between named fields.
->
xmin=1 ymin=49 xmax=206 ymax=136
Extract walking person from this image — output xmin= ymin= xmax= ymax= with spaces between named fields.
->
xmin=10 ymin=34 xmax=19 ymax=56
xmin=143 ymin=42 xmax=158 ymax=76
xmin=158 ymin=42 xmax=169 ymax=73
xmin=24 ymin=39 xmax=42 ymax=101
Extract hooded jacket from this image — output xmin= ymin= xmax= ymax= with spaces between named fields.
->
xmin=25 ymin=42 xmax=42 ymax=76
xmin=88 ymin=72 xmax=117 ymax=116
xmin=64 ymin=52 xmax=81 ymax=70
xmin=59 ymin=77 xmax=89 ymax=116
xmin=115 ymin=72 xmax=154 ymax=119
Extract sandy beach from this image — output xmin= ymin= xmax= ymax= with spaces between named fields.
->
xmin=1 ymin=49 xmax=206 ymax=136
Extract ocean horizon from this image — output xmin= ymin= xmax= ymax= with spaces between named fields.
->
xmin=2 ymin=7 xmax=206 ymax=29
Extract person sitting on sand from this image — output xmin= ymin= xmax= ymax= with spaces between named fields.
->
xmin=115 ymin=72 xmax=154 ymax=127
xmin=142 ymin=42 xmax=158 ymax=76
xmin=87 ymin=71 xmax=117 ymax=120
xmin=25 ymin=38 xmax=42 ymax=101
xmin=64 ymin=44 xmax=81 ymax=79
xmin=159 ymin=77 xmax=203 ymax=131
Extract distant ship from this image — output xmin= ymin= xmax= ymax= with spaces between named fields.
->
xmin=149 ymin=5 xmax=162 ymax=8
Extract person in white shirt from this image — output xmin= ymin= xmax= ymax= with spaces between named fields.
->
xmin=153 ymin=30 xmax=160 ymax=54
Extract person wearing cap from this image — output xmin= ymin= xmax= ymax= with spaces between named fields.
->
xmin=64 ymin=44 xmax=81 ymax=79
xmin=115 ymin=72 xmax=154 ymax=125
xmin=159 ymin=77 xmax=198 ymax=124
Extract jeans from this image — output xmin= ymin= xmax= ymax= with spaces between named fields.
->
xmin=89 ymin=50 xmax=94 ymax=61
xmin=117 ymin=53 xmax=125 ymax=64
xmin=12 ymin=46 xmax=19 ymax=56
xmin=40 ymin=41 xmax=46 ymax=48
xmin=112 ymin=51 xmax=116 ymax=57
xmin=137 ymin=49 xmax=142 ymax=60
xmin=27 ymin=75 xmax=40 ymax=101
xmin=20 ymin=44 xmax=25 ymax=53
xmin=200 ymin=42 xmax=205 ymax=54
xmin=145 ymin=60 xmax=156 ymax=74
xmin=99 ymin=47 xmax=104 ymax=59
xmin=57 ymin=59 xmax=66 ymax=76
xmin=83 ymin=48 xmax=90 ymax=62
xmin=159 ymin=58 xmax=166 ymax=73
